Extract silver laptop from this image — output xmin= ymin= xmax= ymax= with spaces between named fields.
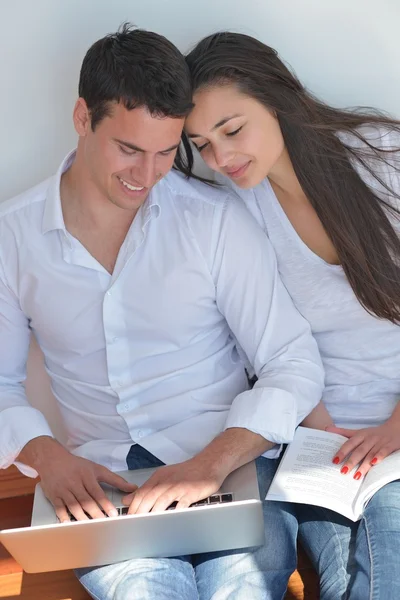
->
xmin=0 ymin=461 xmax=264 ymax=573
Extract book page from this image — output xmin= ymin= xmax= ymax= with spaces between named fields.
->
xmin=266 ymin=427 xmax=363 ymax=521
xmin=355 ymin=449 xmax=400 ymax=514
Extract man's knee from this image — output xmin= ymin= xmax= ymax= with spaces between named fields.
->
xmin=76 ymin=557 xmax=196 ymax=600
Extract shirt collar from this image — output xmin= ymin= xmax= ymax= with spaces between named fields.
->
xmin=42 ymin=149 xmax=163 ymax=235
xmin=42 ymin=150 xmax=76 ymax=234
xmin=143 ymin=180 xmax=162 ymax=224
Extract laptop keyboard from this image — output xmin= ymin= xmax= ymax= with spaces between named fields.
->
xmin=167 ymin=493 xmax=233 ymax=510
xmin=64 ymin=493 xmax=233 ymax=521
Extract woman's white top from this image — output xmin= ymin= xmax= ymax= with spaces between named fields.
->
xmin=220 ymin=126 xmax=400 ymax=429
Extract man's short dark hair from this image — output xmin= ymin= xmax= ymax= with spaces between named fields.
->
xmin=78 ymin=23 xmax=193 ymax=130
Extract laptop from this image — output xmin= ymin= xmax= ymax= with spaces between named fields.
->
xmin=0 ymin=460 xmax=264 ymax=573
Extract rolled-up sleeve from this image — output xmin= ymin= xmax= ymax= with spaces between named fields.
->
xmin=0 ymin=252 xmax=53 ymax=472
xmin=211 ymin=196 xmax=324 ymax=447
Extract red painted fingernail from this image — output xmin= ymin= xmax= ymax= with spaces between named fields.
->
xmin=354 ymin=471 xmax=362 ymax=480
xmin=341 ymin=466 xmax=349 ymax=475
xmin=371 ymin=458 xmax=378 ymax=465
xmin=333 ymin=456 xmax=340 ymax=464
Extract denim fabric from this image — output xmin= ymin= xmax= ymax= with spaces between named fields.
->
xmin=297 ymin=478 xmax=400 ymax=600
xmin=75 ymin=446 xmax=298 ymax=600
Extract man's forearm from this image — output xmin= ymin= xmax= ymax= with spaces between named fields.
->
xmin=194 ymin=427 xmax=275 ymax=480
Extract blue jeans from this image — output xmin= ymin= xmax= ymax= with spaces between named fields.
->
xmin=76 ymin=446 xmax=298 ymax=600
xmin=297 ymin=478 xmax=400 ymax=600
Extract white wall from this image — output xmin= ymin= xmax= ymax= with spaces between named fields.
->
xmin=1 ymin=0 xmax=399 ymax=203
xmin=1 ymin=0 xmax=399 ymax=438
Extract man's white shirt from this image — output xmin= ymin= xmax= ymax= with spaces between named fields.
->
xmin=0 ymin=152 xmax=324 ymax=476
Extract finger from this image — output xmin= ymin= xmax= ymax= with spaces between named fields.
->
xmin=326 ymin=426 xmax=357 ymax=438
xmin=97 ymin=468 xmax=138 ymax=493
xmin=333 ymin=435 xmax=368 ymax=464
xmin=350 ymin=445 xmax=379 ymax=479
xmin=369 ymin=442 xmax=397 ymax=466
xmin=78 ymin=483 xmax=112 ymax=519
xmin=176 ymin=495 xmax=194 ymax=510
xmin=63 ymin=490 xmax=90 ymax=521
xmin=85 ymin=480 xmax=122 ymax=517
xmin=129 ymin=484 xmax=173 ymax=515
xmin=341 ymin=441 xmax=376 ymax=473
xmin=175 ymin=485 xmax=219 ymax=511
xmin=122 ymin=491 xmax=136 ymax=506
xmin=125 ymin=479 xmax=158 ymax=513
xmin=151 ymin=488 xmax=187 ymax=513
xmin=53 ymin=497 xmax=70 ymax=523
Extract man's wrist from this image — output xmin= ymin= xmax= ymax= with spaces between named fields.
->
xmin=193 ymin=427 xmax=274 ymax=480
xmin=18 ymin=435 xmax=64 ymax=471
xmin=192 ymin=448 xmax=235 ymax=481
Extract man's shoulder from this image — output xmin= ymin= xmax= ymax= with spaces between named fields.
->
xmin=162 ymin=170 xmax=230 ymax=210
xmin=0 ymin=177 xmax=51 ymax=223
xmin=158 ymin=170 xmax=267 ymax=245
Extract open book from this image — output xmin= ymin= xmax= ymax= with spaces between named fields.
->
xmin=266 ymin=426 xmax=400 ymax=521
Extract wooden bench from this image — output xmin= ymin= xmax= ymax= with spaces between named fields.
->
xmin=0 ymin=466 xmax=319 ymax=599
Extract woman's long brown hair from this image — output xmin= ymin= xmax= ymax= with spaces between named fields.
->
xmin=182 ymin=32 xmax=400 ymax=323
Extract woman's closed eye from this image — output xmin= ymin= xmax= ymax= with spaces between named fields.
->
xmin=195 ymin=141 xmax=209 ymax=152
xmin=193 ymin=125 xmax=243 ymax=152
xmin=194 ymin=127 xmax=243 ymax=153
xmin=226 ymin=126 xmax=243 ymax=137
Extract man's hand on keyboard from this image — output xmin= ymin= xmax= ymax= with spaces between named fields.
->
xmin=123 ymin=456 xmax=227 ymax=514
xmin=18 ymin=436 xmax=137 ymax=522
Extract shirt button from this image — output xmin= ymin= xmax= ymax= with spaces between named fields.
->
xmin=107 ymin=290 xmax=112 ymax=296
xmin=137 ymin=430 xmax=143 ymax=438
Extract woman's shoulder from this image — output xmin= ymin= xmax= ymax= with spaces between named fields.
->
xmin=338 ymin=123 xmax=400 ymax=202
xmin=337 ymin=123 xmax=399 ymax=150
xmin=213 ymin=172 xmax=274 ymax=230
xmin=213 ymin=172 xmax=274 ymax=205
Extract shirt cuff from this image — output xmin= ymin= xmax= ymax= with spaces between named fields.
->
xmin=0 ymin=406 xmax=54 ymax=476
xmin=224 ymin=387 xmax=298 ymax=444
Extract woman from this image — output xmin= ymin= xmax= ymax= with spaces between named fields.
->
xmin=182 ymin=32 xmax=400 ymax=600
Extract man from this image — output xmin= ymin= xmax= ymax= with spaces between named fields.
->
xmin=0 ymin=24 xmax=323 ymax=599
